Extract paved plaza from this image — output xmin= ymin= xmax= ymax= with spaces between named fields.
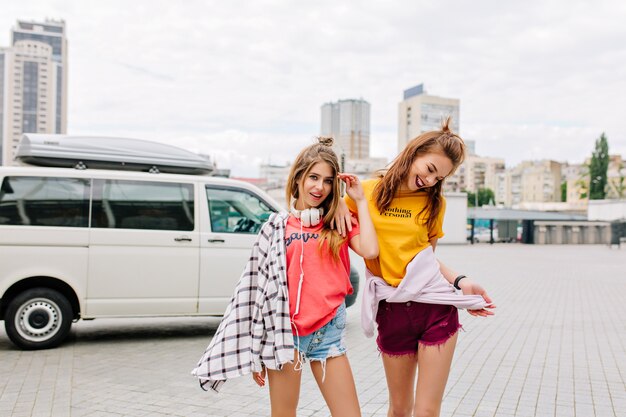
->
xmin=1 ymin=244 xmax=625 ymax=417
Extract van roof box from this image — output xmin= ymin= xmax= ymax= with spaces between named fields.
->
xmin=15 ymin=134 xmax=213 ymax=175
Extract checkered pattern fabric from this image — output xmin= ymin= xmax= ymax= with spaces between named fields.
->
xmin=192 ymin=211 xmax=294 ymax=393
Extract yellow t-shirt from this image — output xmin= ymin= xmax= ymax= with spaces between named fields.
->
xmin=345 ymin=178 xmax=445 ymax=287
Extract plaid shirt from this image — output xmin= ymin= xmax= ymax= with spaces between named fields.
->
xmin=191 ymin=211 xmax=294 ymax=392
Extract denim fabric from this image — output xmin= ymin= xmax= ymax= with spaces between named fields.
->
xmin=293 ymin=303 xmax=347 ymax=361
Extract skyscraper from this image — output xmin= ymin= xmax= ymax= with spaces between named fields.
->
xmin=320 ymin=99 xmax=370 ymax=159
xmin=0 ymin=49 xmax=5 ymax=163
xmin=1 ymin=19 xmax=67 ymax=165
xmin=12 ymin=19 xmax=67 ymax=134
xmin=398 ymin=84 xmax=459 ymax=152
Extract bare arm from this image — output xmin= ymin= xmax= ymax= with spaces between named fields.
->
xmin=331 ymin=199 xmax=353 ymax=237
xmin=431 ymin=237 xmax=496 ymax=317
xmin=339 ymin=174 xmax=379 ymax=259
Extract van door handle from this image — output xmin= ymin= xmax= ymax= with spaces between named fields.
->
xmin=208 ymin=238 xmax=225 ymax=243
xmin=174 ymin=236 xmax=192 ymax=242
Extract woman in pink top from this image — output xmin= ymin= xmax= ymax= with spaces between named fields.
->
xmin=252 ymin=137 xmax=378 ymax=417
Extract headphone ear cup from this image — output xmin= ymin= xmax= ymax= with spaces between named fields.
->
xmin=301 ymin=209 xmax=311 ymax=227
xmin=290 ymin=205 xmax=300 ymax=219
xmin=309 ymin=208 xmax=320 ymax=226
xmin=289 ymin=202 xmax=322 ymax=227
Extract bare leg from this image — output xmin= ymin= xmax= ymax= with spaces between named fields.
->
xmin=310 ymin=355 xmax=361 ymax=417
xmin=267 ymin=352 xmax=302 ymax=417
xmin=381 ymin=353 xmax=418 ymax=417
xmin=413 ymin=332 xmax=458 ymax=417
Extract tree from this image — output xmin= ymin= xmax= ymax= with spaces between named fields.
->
xmin=576 ymin=163 xmax=590 ymax=200
xmin=561 ymin=181 xmax=567 ymax=202
xmin=588 ymin=133 xmax=609 ymax=200
xmin=467 ymin=188 xmax=495 ymax=207
xmin=467 ymin=191 xmax=476 ymax=207
xmin=615 ymin=161 xmax=626 ymax=199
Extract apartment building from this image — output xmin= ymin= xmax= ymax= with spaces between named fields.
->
xmin=497 ymin=160 xmax=563 ymax=208
xmin=398 ymin=83 xmax=459 ymax=152
xmin=606 ymin=155 xmax=626 ymax=199
xmin=1 ymin=19 xmax=67 ymax=165
xmin=453 ymin=154 xmax=505 ymax=194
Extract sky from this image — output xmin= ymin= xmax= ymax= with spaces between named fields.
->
xmin=2 ymin=0 xmax=625 ymax=177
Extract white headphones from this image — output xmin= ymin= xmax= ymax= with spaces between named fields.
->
xmin=290 ymin=204 xmax=323 ymax=227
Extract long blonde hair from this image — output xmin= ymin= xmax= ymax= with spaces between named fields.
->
xmin=285 ymin=137 xmax=346 ymax=259
xmin=374 ymin=117 xmax=466 ymax=230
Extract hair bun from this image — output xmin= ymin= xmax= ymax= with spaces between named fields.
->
xmin=441 ymin=116 xmax=453 ymax=134
xmin=317 ymin=136 xmax=334 ymax=147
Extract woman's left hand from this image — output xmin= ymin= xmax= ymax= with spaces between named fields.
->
xmin=459 ymin=278 xmax=496 ymax=317
xmin=252 ymin=366 xmax=266 ymax=387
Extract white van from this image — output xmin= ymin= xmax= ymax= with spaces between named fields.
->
xmin=0 ymin=166 xmax=289 ymax=349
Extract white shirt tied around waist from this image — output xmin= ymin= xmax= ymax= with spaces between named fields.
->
xmin=361 ymin=246 xmax=491 ymax=338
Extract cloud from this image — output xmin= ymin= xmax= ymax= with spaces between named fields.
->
xmin=464 ymin=123 xmax=608 ymax=166
xmin=1 ymin=0 xmax=625 ymax=176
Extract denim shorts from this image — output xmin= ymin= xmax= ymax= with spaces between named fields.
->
xmin=376 ymin=300 xmax=461 ymax=356
xmin=293 ymin=303 xmax=347 ymax=361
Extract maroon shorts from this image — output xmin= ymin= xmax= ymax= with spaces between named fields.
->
xmin=375 ymin=300 xmax=461 ymax=356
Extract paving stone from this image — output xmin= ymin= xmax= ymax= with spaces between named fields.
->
xmin=0 ymin=244 xmax=624 ymax=416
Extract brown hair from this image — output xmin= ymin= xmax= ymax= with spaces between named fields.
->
xmin=374 ymin=117 xmax=466 ymax=230
xmin=285 ymin=137 xmax=345 ymax=258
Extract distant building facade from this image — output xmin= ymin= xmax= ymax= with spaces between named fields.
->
xmin=259 ymin=162 xmax=291 ymax=207
xmin=606 ymin=155 xmax=626 ymax=199
xmin=562 ymin=162 xmax=588 ymax=208
xmin=464 ymin=139 xmax=476 ymax=156
xmin=1 ymin=19 xmax=67 ymax=165
xmin=497 ymin=160 xmax=563 ymax=208
xmin=521 ymin=160 xmax=562 ymax=203
xmin=344 ymin=157 xmax=388 ymax=179
xmin=451 ymin=154 xmax=505 ymax=195
xmin=260 ymin=162 xmax=291 ymax=190
xmin=398 ymin=83 xmax=459 ymax=152
xmin=321 ymin=99 xmax=370 ymax=159
xmin=562 ymin=155 xmax=625 ymax=209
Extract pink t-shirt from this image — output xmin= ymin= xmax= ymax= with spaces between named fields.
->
xmin=285 ymin=215 xmax=360 ymax=336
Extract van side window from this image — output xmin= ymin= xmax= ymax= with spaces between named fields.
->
xmin=0 ymin=176 xmax=90 ymax=227
xmin=206 ymin=186 xmax=275 ymax=234
xmin=91 ymin=179 xmax=194 ymax=231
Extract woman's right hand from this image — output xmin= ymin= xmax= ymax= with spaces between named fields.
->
xmin=252 ymin=366 xmax=266 ymax=387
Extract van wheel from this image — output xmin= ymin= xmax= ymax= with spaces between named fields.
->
xmin=5 ymin=288 xmax=73 ymax=350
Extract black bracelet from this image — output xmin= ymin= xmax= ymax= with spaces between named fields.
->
xmin=454 ymin=275 xmax=467 ymax=290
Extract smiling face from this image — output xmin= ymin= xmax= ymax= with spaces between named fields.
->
xmin=404 ymin=151 xmax=454 ymax=192
xmin=295 ymin=161 xmax=335 ymax=210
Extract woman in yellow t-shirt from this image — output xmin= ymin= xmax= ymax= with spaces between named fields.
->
xmin=339 ymin=117 xmax=495 ymax=417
